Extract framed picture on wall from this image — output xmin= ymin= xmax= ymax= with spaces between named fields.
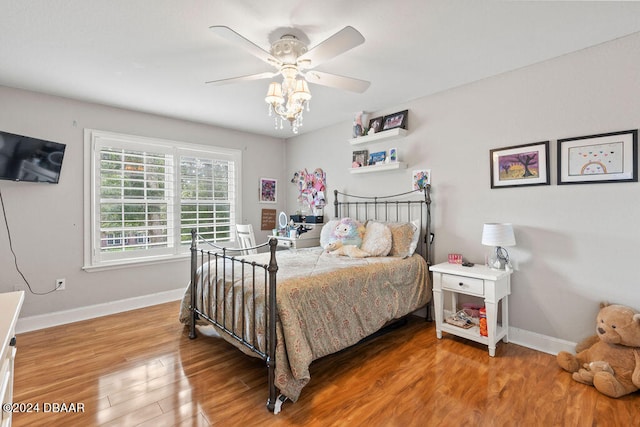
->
xmin=412 ymin=169 xmax=431 ymax=190
xmin=557 ymin=129 xmax=638 ymax=185
xmin=490 ymin=141 xmax=550 ymax=188
xmin=259 ymin=177 xmax=277 ymax=203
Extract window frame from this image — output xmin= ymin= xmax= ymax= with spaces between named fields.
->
xmin=83 ymin=129 xmax=242 ymax=271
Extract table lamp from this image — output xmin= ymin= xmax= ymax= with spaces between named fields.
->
xmin=482 ymin=223 xmax=516 ymax=270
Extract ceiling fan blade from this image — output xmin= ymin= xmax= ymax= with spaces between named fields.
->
xmin=298 ymin=26 xmax=365 ymax=68
xmin=304 ymin=71 xmax=370 ymax=93
xmin=206 ymin=71 xmax=278 ymax=85
xmin=210 ymin=26 xmax=281 ymax=67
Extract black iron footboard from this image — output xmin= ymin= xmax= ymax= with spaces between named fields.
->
xmin=188 ymin=229 xmax=280 ymax=412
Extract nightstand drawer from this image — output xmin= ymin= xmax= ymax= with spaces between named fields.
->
xmin=442 ymin=274 xmax=484 ymax=296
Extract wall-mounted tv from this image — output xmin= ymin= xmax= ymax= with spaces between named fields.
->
xmin=0 ymin=130 xmax=66 ymax=183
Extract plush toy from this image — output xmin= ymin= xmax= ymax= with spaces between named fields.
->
xmin=556 ymin=303 xmax=640 ymax=398
xmin=324 ymin=218 xmax=368 ymax=258
xmin=324 ymin=240 xmax=370 ymax=258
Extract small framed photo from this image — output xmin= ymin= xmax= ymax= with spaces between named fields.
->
xmin=389 ymin=147 xmax=398 ymax=162
xmin=412 ymin=169 xmax=431 ymax=190
xmin=352 ymin=149 xmax=368 ymax=168
xmin=557 ymin=129 xmax=638 ymax=185
xmin=369 ymin=151 xmax=386 ymax=165
xmin=382 ymin=110 xmax=408 ymax=131
xmin=368 ymin=116 xmax=383 ymax=134
xmin=259 ymin=177 xmax=277 ymax=203
xmin=490 ymin=141 xmax=550 ymax=188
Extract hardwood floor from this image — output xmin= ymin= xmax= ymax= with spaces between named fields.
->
xmin=12 ymin=301 xmax=639 ymax=426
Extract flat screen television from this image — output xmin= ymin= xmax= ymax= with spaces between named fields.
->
xmin=0 ymin=130 xmax=66 ymax=183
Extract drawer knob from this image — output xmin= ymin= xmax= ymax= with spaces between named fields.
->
xmin=458 ymin=282 xmax=464 ymax=287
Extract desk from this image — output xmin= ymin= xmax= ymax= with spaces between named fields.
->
xmin=270 ymin=223 xmax=321 ymax=249
xmin=270 ymin=235 xmax=320 ymax=249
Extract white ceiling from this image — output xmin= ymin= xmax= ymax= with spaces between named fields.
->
xmin=2 ymin=1 xmax=640 ymax=139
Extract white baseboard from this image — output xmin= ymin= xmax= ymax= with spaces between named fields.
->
xmin=16 ymin=291 xmax=577 ymax=357
xmin=508 ymin=326 xmax=576 ymax=355
xmin=15 ymin=288 xmax=185 ymax=334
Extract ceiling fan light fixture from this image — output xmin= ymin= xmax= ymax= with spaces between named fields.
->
xmin=292 ymin=79 xmax=311 ymax=101
xmin=208 ymin=25 xmax=368 ymax=134
xmin=265 ymin=75 xmax=310 ymax=134
xmin=265 ymin=82 xmax=284 ymax=104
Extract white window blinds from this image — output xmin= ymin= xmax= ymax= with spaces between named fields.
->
xmin=84 ymin=130 xmax=241 ymax=269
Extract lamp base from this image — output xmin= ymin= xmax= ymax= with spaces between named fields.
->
xmin=488 ymin=246 xmax=512 ymax=271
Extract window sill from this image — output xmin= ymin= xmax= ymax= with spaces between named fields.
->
xmin=83 ymin=252 xmax=190 ymax=273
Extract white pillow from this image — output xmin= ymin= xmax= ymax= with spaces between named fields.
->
xmin=360 ymin=221 xmax=392 ymax=257
xmin=408 ymin=219 xmax=421 ymax=256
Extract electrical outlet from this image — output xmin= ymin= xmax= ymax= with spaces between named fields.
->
xmin=55 ymin=278 xmax=66 ymax=291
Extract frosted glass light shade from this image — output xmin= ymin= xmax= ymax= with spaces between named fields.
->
xmin=481 ymin=223 xmax=516 ymax=247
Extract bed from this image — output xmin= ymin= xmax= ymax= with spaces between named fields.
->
xmin=179 ymin=187 xmax=433 ymax=412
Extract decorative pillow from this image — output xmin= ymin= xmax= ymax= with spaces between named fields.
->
xmin=320 ymin=218 xmax=365 ymax=249
xmin=360 ymin=221 xmax=392 ymax=257
xmin=386 ymin=220 xmax=420 ymax=258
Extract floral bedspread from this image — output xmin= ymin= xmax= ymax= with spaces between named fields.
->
xmin=179 ymin=247 xmax=430 ymax=402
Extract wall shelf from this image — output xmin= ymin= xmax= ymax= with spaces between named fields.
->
xmin=348 ymin=127 xmax=407 ymax=146
xmin=349 ymin=162 xmax=407 ymax=174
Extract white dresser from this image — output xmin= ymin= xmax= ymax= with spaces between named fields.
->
xmin=1 ymin=291 xmax=24 ymax=427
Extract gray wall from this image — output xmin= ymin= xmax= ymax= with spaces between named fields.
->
xmin=286 ymin=32 xmax=640 ymax=343
xmin=0 ymin=86 xmax=286 ymax=317
xmin=3 ymin=31 xmax=640 ymax=344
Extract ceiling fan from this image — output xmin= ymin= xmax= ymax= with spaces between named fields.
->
xmin=206 ymin=25 xmax=370 ymax=133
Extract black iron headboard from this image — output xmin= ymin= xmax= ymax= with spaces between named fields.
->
xmin=333 ymin=186 xmax=433 ymax=264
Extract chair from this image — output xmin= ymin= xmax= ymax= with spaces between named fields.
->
xmin=235 ymin=224 xmax=257 ymax=255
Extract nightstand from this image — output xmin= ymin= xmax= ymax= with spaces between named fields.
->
xmin=429 ymin=262 xmax=512 ymax=356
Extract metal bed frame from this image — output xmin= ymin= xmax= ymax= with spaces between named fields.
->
xmin=187 ymin=186 xmax=432 ymax=412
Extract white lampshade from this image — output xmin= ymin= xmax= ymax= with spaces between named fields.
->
xmin=292 ymin=79 xmax=311 ymax=101
xmin=481 ymin=223 xmax=516 ymax=247
xmin=265 ymin=82 xmax=284 ymax=105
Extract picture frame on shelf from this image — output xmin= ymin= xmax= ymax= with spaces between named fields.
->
xmin=368 ymin=116 xmax=383 ymax=135
xmin=369 ymin=151 xmax=386 ymax=165
xmin=490 ymin=141 xmax=550 ymax=188
xmin=352 ymin=149 xmax=368 ymax=168
xmin=412 ymin=169 xmax=431 ymax=190
xmin=557 ymin=129 xmax=638 ymax=185
xmin=389 ymin=147 xmax=398 ymax=162
xmin=382 ymin=110 xmax=408 ymax=131
xmin=259 ymin=177 xmax=277 ymax=203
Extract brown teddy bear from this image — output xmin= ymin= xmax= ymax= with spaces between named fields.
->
xmin=557 ymin=303 xmax=640 ymax=398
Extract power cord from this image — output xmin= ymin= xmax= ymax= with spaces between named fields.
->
xmin=0 ymin=186 xmax=60 ymax=295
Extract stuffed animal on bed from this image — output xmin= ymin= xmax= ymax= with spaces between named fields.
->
xmin=324 ymin=240 xmax=371 ymax=258
xmin=556 ymin=303 xmax=640 ymax=398
xmin=324 ymin=218 xmax=368 ymax=258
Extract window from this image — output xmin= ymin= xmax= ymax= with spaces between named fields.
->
xmin=84 ymin=130 xmax=241 ymax=270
